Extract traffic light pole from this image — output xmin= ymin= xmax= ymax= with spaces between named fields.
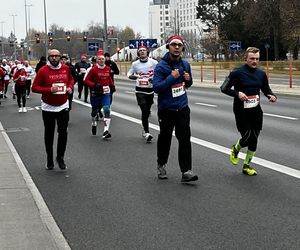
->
xmin=43 ymin=0 xmax=48 ymax=57
xmin=103 ymin=0 xmax=108 ymax=53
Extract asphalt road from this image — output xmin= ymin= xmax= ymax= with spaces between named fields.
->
xmin=0 ymin=81 xmax=299 ymax=250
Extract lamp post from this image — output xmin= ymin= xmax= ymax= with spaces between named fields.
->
xmin=43 ymin=0 xmax=48 ymax=56
xmin=25 ymin=3 xmax=33 ymax=61
xmin=0 ymin=21 xmax=5 ymax=57
xmin=9 ymin=14 xmax=17 ymax=60
xmin=103 ymin=0 xmax=108 ymax=52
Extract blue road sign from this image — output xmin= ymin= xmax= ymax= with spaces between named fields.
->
xmin=88 ymin=42 xmax=99 ymax=52
xmin=128 ymin=39 xmax=158 ymax=49
xmin=229 ymin=41 xmax=241 ymax=51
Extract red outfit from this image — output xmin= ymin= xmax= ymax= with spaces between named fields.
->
xmin=32 ymin=64 xmax=74 ymax=106
xmin=84 ymin=65 xmax=113 ymax=88
xmin=13 ymin=69 xmax=27 ymax=86
xmin=0 ymin=68 xmax=5 ymax=92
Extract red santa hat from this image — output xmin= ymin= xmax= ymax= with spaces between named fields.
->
xmin=138 ymin=45 xmax=148 ymax=51
xmin=81 ymin=54 xmax=87 ymax=59
xmin=166 ymin=35 xmax=184 ymax=45
xmin=96 ymin=52 xmax=105 ymax=59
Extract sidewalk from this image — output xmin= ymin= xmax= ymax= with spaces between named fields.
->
xmin=0 ymin=122 xmax=70 ymax=250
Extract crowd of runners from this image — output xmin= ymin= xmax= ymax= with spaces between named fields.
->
xmin=0 ymin=35 xmax=277 ymax=182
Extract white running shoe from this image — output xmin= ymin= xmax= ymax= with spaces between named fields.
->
xmin=18 ymin=107 xmax=22 ymax=113
xmin=22 ymin=107 xmax=27 ymax=113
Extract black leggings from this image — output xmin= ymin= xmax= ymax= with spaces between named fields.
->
xmin=239 ymin=129 xmax=260 ymax=151
xmin=42 ymin=109 xmax=69 ymax=161
xmin=15 ymin=84 xmax=26 ymax=107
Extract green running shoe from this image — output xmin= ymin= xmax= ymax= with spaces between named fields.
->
xmin=242 ymin=164 xmax=257 ymax=176
xmin=230 ymin=145 xmax=240 ymax=165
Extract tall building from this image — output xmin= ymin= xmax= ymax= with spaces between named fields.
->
xmin=149 ymin=0 xmax=203 ymax=46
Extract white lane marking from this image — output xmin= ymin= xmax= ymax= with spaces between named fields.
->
xmin=264 ymin=113 xmax=298 ymax=120
xmin=125 ymin=91 xmax=135 ymax=94
xmin=195 ymin=102 xmax=217 ymax=107
xmin=0 ymin=122 xmax=71 ymax=249
xmin=73 ymin=99 xmax=300 ymax=179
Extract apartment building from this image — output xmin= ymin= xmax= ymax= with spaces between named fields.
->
xmin=149 ymin=0 xmax=203 ymax=45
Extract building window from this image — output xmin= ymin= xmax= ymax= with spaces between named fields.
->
xmin=166 ymin=22 xmax=169 ymax=26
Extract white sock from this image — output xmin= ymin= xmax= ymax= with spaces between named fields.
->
xmin=104 ymin=118 xmax=111 ymax=131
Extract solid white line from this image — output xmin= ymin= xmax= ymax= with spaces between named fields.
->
xmin=0 ymin=122 xmax=71 ymax=249
xmin=73 ymin=99 xmax=300 ymax=179
xmin=264 ymin=112 xmax=298 ymax=120
xmin=125 ymin=91 xmax=135 ymax=94
xmin=195 ymin=102 xmax=217 ymax=107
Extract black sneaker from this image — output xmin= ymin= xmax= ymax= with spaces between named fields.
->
xmin=102 ymin=130 xmax=111 ymax=139
xmin=91 ymin=122 xmax=97 ymax=135
xmin=56 ymin=157 xmax=67 ymax=170
xmin=145 ymin=133 xmax=153 ymax=143
xmin=181 ymin=170 xmax=198 ymax=182
xmin=46 ymin=161 xmax=54 ymax=170
xmin=157 ymin=164 xmax=168 ymax=179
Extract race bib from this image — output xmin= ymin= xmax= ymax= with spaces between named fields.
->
xmin=103 ymin=85 xmax=110 ymax=94
xmin=137 ymin=78 xmax=150 ymax=87
xmin=172 ymin=83 xmax=185 ymax=98
xmin=52 ymin=83 xmax=66 ymax=95
xmin=244 ymin=95 xmax=260 ymax=109
xmin=80 ymin=68 xmax=87 ymax=74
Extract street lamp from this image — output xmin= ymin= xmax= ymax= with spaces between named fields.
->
xmin=0 ymin=21 xmax=5 ymax=57
xmin=9 ymin=14 xmax=17 ymax=60
xmin=43 ymin=0 xmax=48 ymax=56
xmin=103 ymin=0 xmax=108 ymax=52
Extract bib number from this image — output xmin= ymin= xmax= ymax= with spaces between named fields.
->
xmin=172 ymin=83 xmax=185 ymax=98
xmin=52 ymin=83 xmax=66 ymax=95
xmin=244 ymin=95 xmax=260 ymax=108
xmin=103 ymin=86 xmax=110 ymax=94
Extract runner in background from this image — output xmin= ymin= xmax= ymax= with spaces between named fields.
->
xmin=127 ymin=45 xmax=158 ymax=143
xmin=75 ymin=54 xmax=90 ymax=103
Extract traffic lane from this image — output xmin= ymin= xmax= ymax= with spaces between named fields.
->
xmin=186 ymin=89 xmax=300 ymax=170
xmin=3 ymin=97 xmax=300 ymax=249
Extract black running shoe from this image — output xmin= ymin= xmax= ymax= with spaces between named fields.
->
xmin=102 ymin=130 xmax=111 ymax=139
xmin=46 ymin=161 xmax=54 ymax=170
xmin=56 ymin=157 xmax=67 ymax=170
xmin=181 ymin=170 xmax=198 ymax=182
xmin=92 ymin=122 xmax=97 ymax=135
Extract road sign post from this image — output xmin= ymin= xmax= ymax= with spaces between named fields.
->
xmin=128 ymin=39 xmax=158 ymax=49
xmin=229 ymin=41 xmax=241 ymax=52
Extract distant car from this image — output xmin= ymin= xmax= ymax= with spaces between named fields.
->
xmin=193 ymin=52 xmax=207 ymax=61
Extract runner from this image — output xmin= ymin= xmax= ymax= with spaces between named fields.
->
xmin=127 ymin=45 xmax=158 ymax=143
xmin=13 ymin=64 xmax=27 ymax=113
xmin=32 ymin=49 xmax=74 ymax=170
xmin=75 ymin=54 xmax=90 ymax=103
xmin=23 ymin=60 xmax=35 ymax=99
xmin=84 ymin=53 xmax=115 ymax=139
xmin=0 ymin=66 xmax=5 ymax=104
xmin=60 ymin=54 xmax=77 ymax=111
xmin=105 ymin=52 xmax=119 ymax=104
xmin=221 ymin=47 xmax=277 ymax=176
xmin=1 ymin=59 xmax=11 ymax=98
xmin=153 ymin=35 xmax=198 ymax=182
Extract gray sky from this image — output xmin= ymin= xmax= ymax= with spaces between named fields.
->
xmin=1 ymin=0 xmax=150 ymax=39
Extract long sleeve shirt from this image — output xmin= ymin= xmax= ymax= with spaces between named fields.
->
xmin=32 ymin=64 xmax=74 ymax=106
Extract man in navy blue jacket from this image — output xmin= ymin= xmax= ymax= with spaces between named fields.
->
xmin=153 ymin=35 xmax=198 ymax=182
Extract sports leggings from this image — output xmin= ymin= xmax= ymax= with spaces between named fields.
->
xmin=239 ymin=129 xmax=260 ymax=151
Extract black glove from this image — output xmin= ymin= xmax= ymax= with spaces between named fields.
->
xmin=94 ymin=83 xmax=103 ymax=93
xmin=109 ymin=85 xmax=116 ymax=93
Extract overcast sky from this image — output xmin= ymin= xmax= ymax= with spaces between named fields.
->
xmin=2 ymin=0 xmax=150 ymax=39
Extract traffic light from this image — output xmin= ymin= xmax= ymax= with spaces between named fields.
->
xmin=49 ymin=36 xmax=53 ymax=43
xmin=0 ymin=40 xmax=2 ymax=47
xmin=9 ymin=40 xmax=14 ymax=47
xmin=20 ymin=41 xmax=24 ymax=48
xmin=116 ymin=47 xmax=120 ymax=54
xmin=66 ymin=35 xmax=71 ymax=42
xmin=83 ymin=35 xmax=87 ymax=42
